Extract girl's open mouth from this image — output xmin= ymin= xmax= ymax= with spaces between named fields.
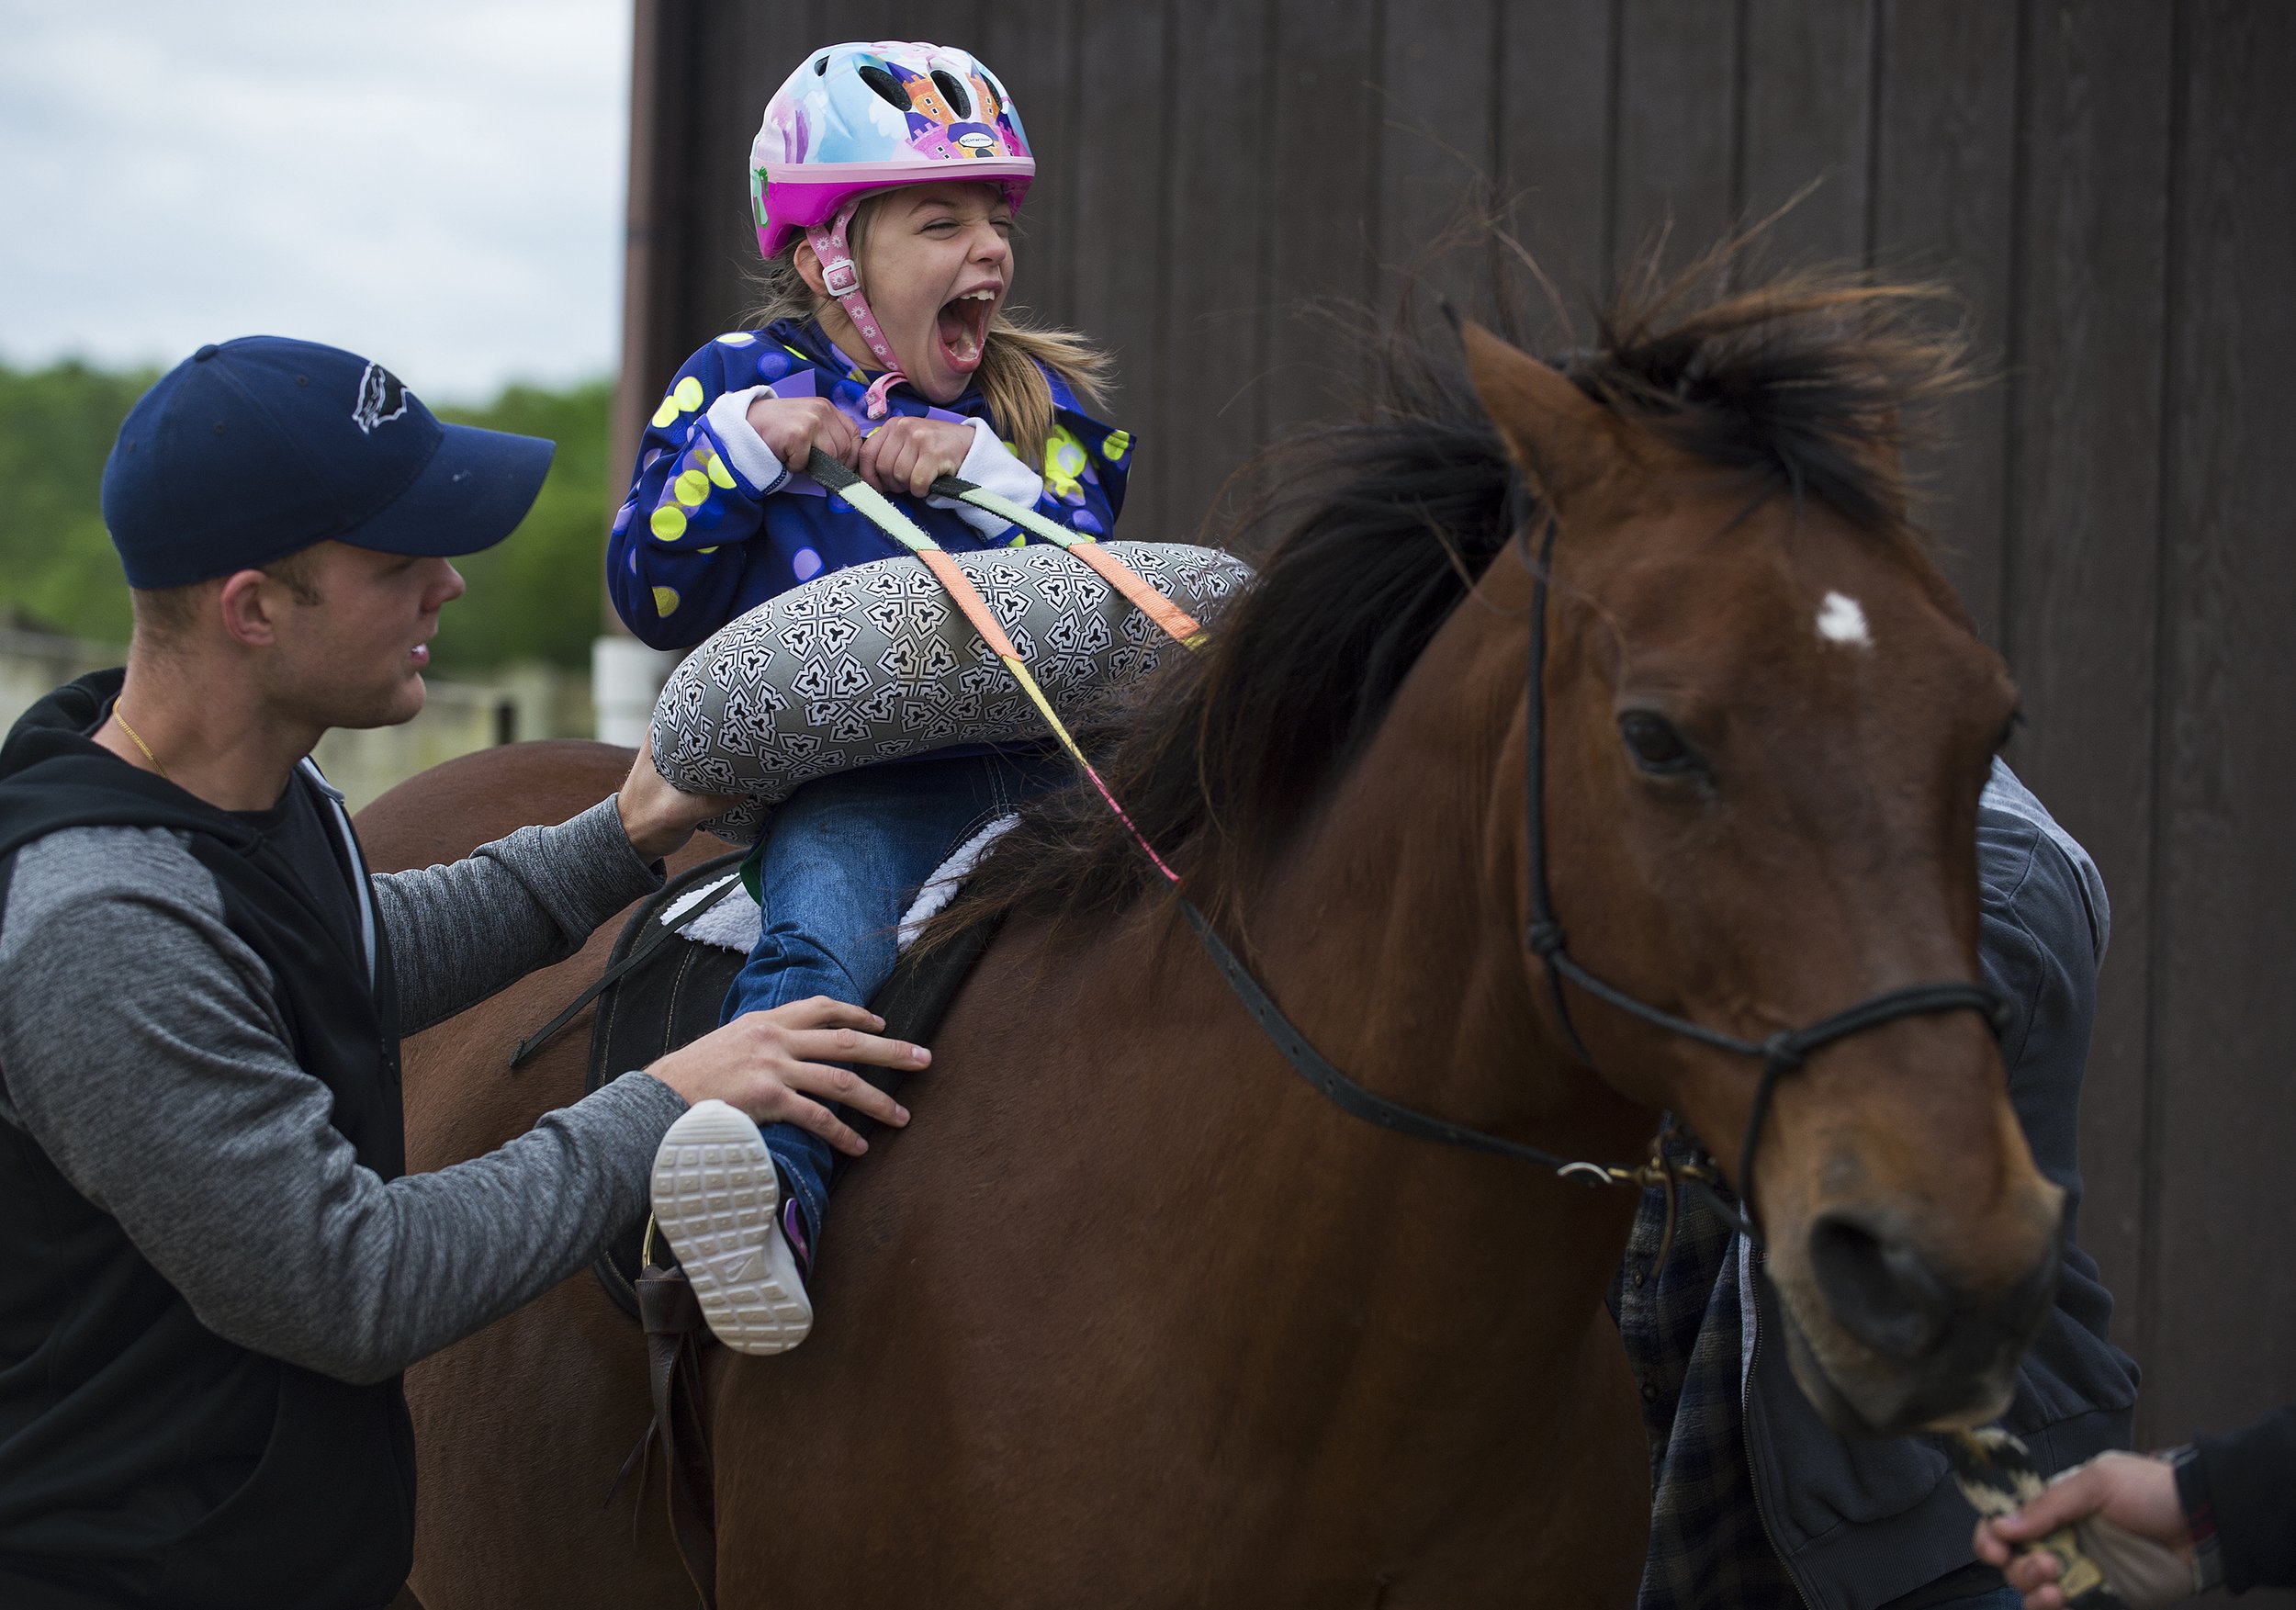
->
xmin=935 ymin=288 xmax=996 ymax=373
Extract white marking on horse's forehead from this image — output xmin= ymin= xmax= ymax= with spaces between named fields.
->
xmin=1816 ymin=591 xmax=1873 ymax=648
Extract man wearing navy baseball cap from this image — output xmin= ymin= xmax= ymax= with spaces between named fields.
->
xmin=0 ymin=339 xmax=926 ymax=1609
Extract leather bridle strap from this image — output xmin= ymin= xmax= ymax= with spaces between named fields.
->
xmin=1181 ymin=900 xmax=1677 ymax=1187
xmin=510 ymin=854 xmax=749 ymax=1068
xmin=1518 ymin=515 xmax=2010 ymax=1236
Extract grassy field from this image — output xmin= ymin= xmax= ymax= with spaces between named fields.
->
xmin=0 ymin=359 xmax=615 ymax=675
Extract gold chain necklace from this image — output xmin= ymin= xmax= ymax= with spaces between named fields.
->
xmin=111 ymin=710 xmax=173 ymax=781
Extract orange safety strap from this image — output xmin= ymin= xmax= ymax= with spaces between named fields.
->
xmin=927 ymin=475 xmax=1209 ymax=649
xmin=805 ymin=450 xmax=1183 ymax=883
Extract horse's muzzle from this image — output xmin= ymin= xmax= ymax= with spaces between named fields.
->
xmin=1782 ymin=1198 xmax=2065 ymax=1437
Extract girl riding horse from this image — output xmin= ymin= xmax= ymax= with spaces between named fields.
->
xmin=605 ymin=39 xmax=1134 ymax=1357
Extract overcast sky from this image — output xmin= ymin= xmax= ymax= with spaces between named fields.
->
xmin=0 ymin=0 xmax=630 ymax=402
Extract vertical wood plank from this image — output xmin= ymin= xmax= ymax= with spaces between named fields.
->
xmin=1266 ymin=0 xmax=1381 ymax=433
xmin=612 ymin=0 xmax=697 ymax=496
xmin=689 ymin=1 xmax=831 ymax=343
xmin=1869 ymin=0 xmax=2020 ymax=648
xmin=1739 ymin=0 xmax=1874 ymax=265
xmin=1610 ymin=0 xmax=1739 ymax=278
xmin=833 ymin=2 xmax=921 ymax=40
xmin=1160 ymin=0 xmax=1274 ymax=536
xmin=1376 ymin=0 xmax=1499 ymax=311
xmin=1070 ymin=3 xmax=1173 ymax=535
xmin=2003 ymin=0 xmax=2175 ymax=1368
xmin=1494 ymin=0 xmax=1615 ymax=349
xmin=967 ymin=2 xmax=1081 ymax=329
xmin=2147 ymin=0 xmax=2296 ymax=1478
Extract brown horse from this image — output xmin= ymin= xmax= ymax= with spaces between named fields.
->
xmin=367 ymin=263 xmax=2063 ymax=1607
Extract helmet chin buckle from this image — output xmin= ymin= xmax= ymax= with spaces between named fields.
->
xmin=819 ymin=257 xmax=861 ymax=298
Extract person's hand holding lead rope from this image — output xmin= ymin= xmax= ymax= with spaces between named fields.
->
xmin=1974 ymin=1451 xmax=2201 ymax=1610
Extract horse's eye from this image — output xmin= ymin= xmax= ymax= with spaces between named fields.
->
xmin=1619 ymin=711 xmax=1698 ymax=774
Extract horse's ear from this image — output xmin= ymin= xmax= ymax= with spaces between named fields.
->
xmin=1460 ymin=321 xmax=1622 ymax=517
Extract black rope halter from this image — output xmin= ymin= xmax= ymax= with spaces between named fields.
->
xmin=1183 ymin=512 xmax=2009 ymax=1242
xmin=1515 ymin=515 xmax=2009 ymax=1235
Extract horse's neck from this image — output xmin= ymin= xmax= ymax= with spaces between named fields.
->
xmin=1187 ymin=546 xmax=1652 ymax=1428
xmin=1250 ymin=546 xmax=1642 ymax=1168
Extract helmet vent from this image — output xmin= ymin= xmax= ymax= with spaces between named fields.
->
xmin=931 ymin=69 xmax=973 ymax=118
xmin=813 ymin=53 xmax=828 ymax=75
xmin=857 ymin=63 xmax=908 ymax=110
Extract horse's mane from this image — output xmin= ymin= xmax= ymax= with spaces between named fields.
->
xmin=933 ymin=236 xmax=1973 ymax=943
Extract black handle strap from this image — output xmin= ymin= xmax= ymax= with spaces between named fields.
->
xmin=1180 ymin=899 xmax=1671 ymax=1186
xmin=511 ymin=854 xmax=750 ymax=1068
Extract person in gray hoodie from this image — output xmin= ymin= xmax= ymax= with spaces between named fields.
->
xmin=1614 ymin=762 xmax=2141 ymax=1610
xmin=0 ymin=336 xmax=929 ymax=1610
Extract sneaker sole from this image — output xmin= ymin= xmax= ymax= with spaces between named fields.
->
xmin=650 ymin=1100 xmax=814 ymax=1356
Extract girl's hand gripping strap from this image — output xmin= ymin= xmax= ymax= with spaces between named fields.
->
xmin=802 ymin=448 xmax=1181 ymax=883
xmin=929 ymin=473 xmax=1209 ymax=649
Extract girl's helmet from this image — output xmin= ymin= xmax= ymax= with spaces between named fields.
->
xmin=750 ymin=40 xmax=1035 ymax=261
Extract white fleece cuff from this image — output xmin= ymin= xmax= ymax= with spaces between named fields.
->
xmin=703 ymin=384 xmax=791 ymax=495
xmin=929 ymin=415 xmax=1045 ymax=539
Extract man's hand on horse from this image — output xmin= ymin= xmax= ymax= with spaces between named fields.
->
xmin=858 ymin=415 xmax=976 ymax=499
xmin=646 ymin=996 xmax=926 ymax=1154
xmin=615 ymin=731 xmax=745 ymax=862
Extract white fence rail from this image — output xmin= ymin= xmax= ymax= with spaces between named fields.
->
xmin=0 ymin=628 xmax=594 ymax=814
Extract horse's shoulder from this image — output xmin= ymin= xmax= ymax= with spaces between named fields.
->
xmin=356 ymin=740 xmax=634 ymax=873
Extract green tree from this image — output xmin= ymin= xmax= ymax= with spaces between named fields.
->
xmin=432 ymin=379 xmax=616 ymax=673
xmin=0 ymin=361 xmax=614 ymax=673
xmin=0 ymin=360 xmax=157 ymax=646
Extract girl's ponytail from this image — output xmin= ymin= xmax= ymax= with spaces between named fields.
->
xmin=972 ymin=318 xmax=1112 ymax=469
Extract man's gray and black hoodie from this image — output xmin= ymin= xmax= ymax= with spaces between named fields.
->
xmin=0 ymin=670 xmax=686 ymax=1610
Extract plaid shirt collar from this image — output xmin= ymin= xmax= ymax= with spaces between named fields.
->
xmin=1612 ymin=1133 xmax=1801 ymax=1610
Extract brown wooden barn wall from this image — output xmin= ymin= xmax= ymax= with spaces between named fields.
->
xmin=619 ymin=0 xmax=2295 ymax=1513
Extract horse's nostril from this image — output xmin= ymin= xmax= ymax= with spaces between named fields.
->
xmin=1807 ymin=1211 xmax=1953 ymax=1363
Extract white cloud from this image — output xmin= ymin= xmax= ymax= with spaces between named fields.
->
xmin=0 ymin=0 xmax=631 ymax=402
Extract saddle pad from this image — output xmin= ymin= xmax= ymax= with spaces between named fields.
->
xmin=649 ymin=541 xmax=1250 ymax=841
xmin=670 ymin=813 xmax=1019 ymax=957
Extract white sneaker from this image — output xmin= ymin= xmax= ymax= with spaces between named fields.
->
xmin=649 ymin=1099 xmax=814 ymax=1355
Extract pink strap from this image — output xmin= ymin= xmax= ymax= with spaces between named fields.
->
xmin=805 ymin=202 xmax=909 ymax=420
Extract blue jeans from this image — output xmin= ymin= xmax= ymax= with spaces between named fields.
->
xmin=719 ymin=747 xmax=1067 ymax=1255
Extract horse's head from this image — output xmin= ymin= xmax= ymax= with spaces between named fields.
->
xmin=1463 ymin=302 xmax=2061 ymax=1437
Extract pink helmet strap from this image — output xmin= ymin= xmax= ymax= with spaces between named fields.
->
xmin=805 ymin=201 xmax=908 ymax=420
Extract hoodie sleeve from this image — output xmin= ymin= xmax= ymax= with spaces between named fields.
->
xmin=0 ymin=825 xmax=687 ymax=1386
xmin=2183 ymin=1404 xmax=2296 ymax=1593
xmin=1971 ymin=803 xmax=2140 ymax=1429
xmin=1028 ymin=366 xmax=1133 ymax=542
xmin=607 ymin=339 xmax=786 ymax=649
xmin=372 ymin=797 xmax=662 ymax=1034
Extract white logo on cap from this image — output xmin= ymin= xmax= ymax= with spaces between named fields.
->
xmin=351 ymin=363 xmax=410 ymax=434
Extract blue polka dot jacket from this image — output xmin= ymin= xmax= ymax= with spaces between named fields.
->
xmin=607 ymin=318 xmax=1133 ymax=649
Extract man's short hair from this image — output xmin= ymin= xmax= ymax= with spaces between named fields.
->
xmin=129 ymin=548 xmax=326 ymax=647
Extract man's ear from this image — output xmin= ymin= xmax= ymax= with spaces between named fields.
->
xmin=1459 ymin=320 xmax=1626 ymax=520
xmin=217 ymin=569 xmax=282 ymax=648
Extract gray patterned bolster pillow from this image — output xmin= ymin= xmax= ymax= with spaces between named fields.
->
xmin=648 ymin=541 xmax=1254 ymax=842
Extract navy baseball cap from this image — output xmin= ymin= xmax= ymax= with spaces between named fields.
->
xmin=100 ymin=335 xmax=556 ymax=589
